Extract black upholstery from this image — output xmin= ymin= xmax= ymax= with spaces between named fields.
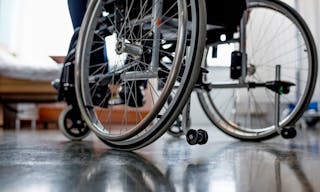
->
xmin=206 ymin=0 xmax=247 ymax=27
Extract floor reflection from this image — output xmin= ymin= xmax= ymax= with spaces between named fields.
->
xmin=78 ymin=150 xmax=175 ymax=192
xmin=190 ymin=143 xmax=315 ymax=192
xmin=0 ymin=130 xmax=320 ymax=192
xmin=158 ymin=137 xmax=318 ymax=192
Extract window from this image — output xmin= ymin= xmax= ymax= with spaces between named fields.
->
xmin=0 ymin=0 xmax=73 ymax=62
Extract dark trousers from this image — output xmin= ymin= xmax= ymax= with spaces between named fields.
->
xmin=68 ymin=0 xmax=88 ymax=29
xmin=67 ymin=0 xmax=108 ymax=66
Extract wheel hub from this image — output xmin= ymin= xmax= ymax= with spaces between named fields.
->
xmin=115 ymin=40 xmax=143 ymax=58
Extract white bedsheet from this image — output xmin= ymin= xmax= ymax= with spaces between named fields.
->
xmin=0 ymin=50 xmax=62 ymax=82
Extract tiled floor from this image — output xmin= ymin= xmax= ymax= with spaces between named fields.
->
xmin=0 ymin=124 xmax=320 ymax=192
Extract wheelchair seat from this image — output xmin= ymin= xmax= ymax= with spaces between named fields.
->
xmin=206 ymin=0 xmax=247 ymax=44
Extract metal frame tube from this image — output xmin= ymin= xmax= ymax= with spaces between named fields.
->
xmin=275 ymin=65 xmax=281 ymax=132
xmin=150 ymin=0 xmax=163 ymax=72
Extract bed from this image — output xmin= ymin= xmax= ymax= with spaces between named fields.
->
xmin=0 ymin=45 xmax=62 ymax=128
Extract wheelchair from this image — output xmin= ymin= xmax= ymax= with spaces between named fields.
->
xmin=58 ymin=0 xmax=318 ymax=151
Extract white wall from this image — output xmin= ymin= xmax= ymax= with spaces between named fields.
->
xmin=0 ymin=0 xmax=21 ymax=50
xmin=295 ymin=0 xmax=320 ymax=103
xmin=0 ymin=0 xmax=73 ymax=62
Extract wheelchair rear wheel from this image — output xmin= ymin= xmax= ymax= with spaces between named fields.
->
xmin=75 ymin=0 xmax=206 ymax=150
xmin=198 ymin=0 xmax=318 ymax=140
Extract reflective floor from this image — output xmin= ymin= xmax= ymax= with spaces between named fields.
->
xmin=0 ymin=125 xmax=320 ymax=192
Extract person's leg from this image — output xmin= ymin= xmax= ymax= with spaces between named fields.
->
xmin=67 ymin=0 xmax=87 ymax=53
xmin=68 ymin=0 xmax=88 ymax=30
xmin=66 ymin=1 xmax=144 ymax=107
xmin=61 ymin=0 xmax=109 ymax=107
xmin=67 ymin=0 xmax=108 ymax=65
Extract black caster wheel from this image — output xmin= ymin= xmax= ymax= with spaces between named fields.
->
xmin=58 ymin=105 xmax=91 ymax=141
xmin=186 ymin=129 xmax=198 ymax=145
xmin=197 ymin=129 xmax=208 ymax=145
xmin=280 ymin=127 xmax=297 ymax=139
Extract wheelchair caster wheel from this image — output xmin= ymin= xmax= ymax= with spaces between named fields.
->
xmin=59 ymin=105 xmax=90 ymax=141
xmin=280 ymin=127 xmax=297 ymax=139
xmin=186 ymin=129 xmax=209 ymax=145
xmin=197 ymin=129 xmax=208 ymax=145
xmin=186 ymin=129 xmax=198 ymax=145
